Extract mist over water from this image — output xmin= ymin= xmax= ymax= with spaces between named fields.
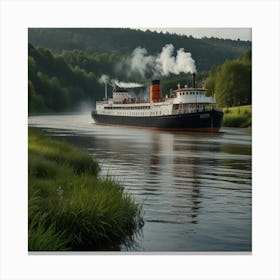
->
xmin=28 ymin=113 xmax=252 ymax=252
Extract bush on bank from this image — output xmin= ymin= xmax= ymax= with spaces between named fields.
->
xmin=28 ymin=128 xmax=144 ymax=251
xmin=222 ymin=105 xmax=252 ymax=128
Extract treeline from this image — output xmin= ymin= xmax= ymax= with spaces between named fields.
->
xmin=29 ymin=28 xmax=251 ymax=72
xmin=28 ymin=43 xmax=104 ymax=113
xmin=206 ymin=50 xmax=251 ymax=107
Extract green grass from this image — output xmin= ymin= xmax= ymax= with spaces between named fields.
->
xmin=28 ymin=128 xmax=144 ymax=251
xmin=222 ymin=105 xmax=252 ymax=128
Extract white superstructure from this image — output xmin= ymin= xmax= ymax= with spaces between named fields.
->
xmin=95 ymin=85 xmax=216 ymax=117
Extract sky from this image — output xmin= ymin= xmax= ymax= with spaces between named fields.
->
xmin=139 ymin=28 xmax=252 ymax=41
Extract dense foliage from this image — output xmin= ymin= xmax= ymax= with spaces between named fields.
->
xmin=28 ymin=43 xmax=104 ymax=112
xmin=206 ymin=50 xmax=252 ymax=107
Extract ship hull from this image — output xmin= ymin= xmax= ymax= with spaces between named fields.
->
xmin=91 ymin=110 xmax=224 ymax=132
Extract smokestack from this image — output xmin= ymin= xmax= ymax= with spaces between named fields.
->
xmin=192 ymin=73 xmax=196 ymax=88
xmin=150 ymin=80 xmax=161 ymax=102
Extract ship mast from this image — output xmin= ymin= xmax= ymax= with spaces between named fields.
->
xmin=104 ymin=82 xmax=107 ymax=100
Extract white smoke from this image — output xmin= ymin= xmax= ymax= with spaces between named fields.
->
xmin=98 ymin=74 xmax=143 ymax=88
xmin=114 ymin=80 xmax=143 ymax=88
xmin=156 ymin=44 xmax=196 ymax=75
xmin=98 ymin=74 xmax=110 ymax=84
xmin=123 ymin=44 xmax=196 ymax=78
xmin=130 ymin=47 xmax=155 ymax=78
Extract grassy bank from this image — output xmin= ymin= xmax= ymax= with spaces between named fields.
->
xmin=28 ymin=128 xmax=144 ymax=251
xmin=222 ymin=105 xmax=252 ymax=128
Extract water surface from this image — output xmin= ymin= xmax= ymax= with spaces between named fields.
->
xmin=28 ymin=113 xmax=252 ymax=252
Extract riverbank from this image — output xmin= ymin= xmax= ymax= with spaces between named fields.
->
xmin=28 ymin=128 xmax=143 ymax=251
xmin=222 ymin=105 xmax=252 ymax=128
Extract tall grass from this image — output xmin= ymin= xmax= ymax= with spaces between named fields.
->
xmin=223 ymin=105 xmax=252 ymax=128
xmin=28 ymin=128 xmax=144 ymax=251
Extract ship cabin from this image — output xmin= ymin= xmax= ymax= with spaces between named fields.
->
xmin=112 ymin=88 xmax=131 ymax=104
xmin=170 ymin=84 xmax=216 ymax=114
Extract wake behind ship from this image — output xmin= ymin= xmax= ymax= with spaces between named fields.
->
xmin=91 ymin=74 xmax=223 ymax=132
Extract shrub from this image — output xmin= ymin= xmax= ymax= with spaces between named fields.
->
xmin=222 ymin=105 xmax=251 ymax=128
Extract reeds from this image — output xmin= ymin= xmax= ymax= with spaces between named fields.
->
xmin=28 ymin=128 xmax=144 ymax=251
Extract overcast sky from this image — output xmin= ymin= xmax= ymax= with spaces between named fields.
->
xmin=140 ymin=28 xmax=252 ymax=41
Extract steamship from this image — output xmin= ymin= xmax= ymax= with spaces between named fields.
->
xmin=91 ymin=74 xmax=223 ymax=132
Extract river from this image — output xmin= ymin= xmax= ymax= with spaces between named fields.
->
xmin=28 ymin=112 xmax=252 ymax=252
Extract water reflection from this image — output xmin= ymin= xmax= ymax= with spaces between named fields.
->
xmin=149 ymin=133 xmax=160 ymax=175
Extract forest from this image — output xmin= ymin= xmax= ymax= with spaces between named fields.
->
xmin=28 ymin=28 xmax=252 ymax=113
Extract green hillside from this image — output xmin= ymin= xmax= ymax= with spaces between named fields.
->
xmin=29 ymin=28 xmax=251 ymax=72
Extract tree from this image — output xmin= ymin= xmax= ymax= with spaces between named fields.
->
xmin=206 ymin=50 xmax=251 ymax=107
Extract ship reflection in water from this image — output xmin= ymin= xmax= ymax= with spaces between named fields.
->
xmin=28 ymin=113 xmax=252 ymax=252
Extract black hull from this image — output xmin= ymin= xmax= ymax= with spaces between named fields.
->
xmin=91 ymin=110 xmax=223 ymax=132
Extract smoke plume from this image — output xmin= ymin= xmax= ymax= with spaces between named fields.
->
xmin=130 ymin=47 xmax=155 ymax=78
xmin=121 ymin=44 xmax=196 ymax=79
xmin=114 ymin=80 xmax=143 ymax=88
xmin=99 ymin=44 xmax=196 ymax=89
xmin=98 ymin=74 xmax=110 ymax=84
xmin=156 ymin=44 xmax=196 ymax=75
xmin=98 ymin=74 xmax=143 ymax=88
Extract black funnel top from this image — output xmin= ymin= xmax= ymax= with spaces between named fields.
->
xmin=192 ymin=73 xmax=196 ymax=88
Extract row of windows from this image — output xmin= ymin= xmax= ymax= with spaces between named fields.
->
xmin=104 ymin=106 xmax=150 ymax=110
xmin=178 ymin=91 xmax=204 ymax=96
xmin=101 ymin=110 xmax=166 ymax=116
xmin=114 ymin=92 xmax=128 ymax=95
